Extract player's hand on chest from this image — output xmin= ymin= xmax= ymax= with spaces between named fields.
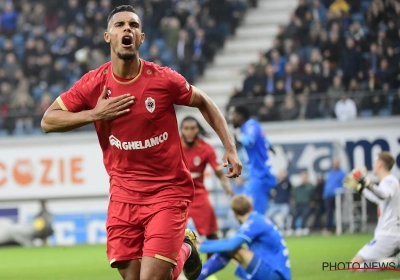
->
xmin=105 ymin=83 xmax=171 ymax=124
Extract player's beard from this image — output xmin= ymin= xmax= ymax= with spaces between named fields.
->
xmin=117 ymin=51 xmax=136 ymax=61
xmin=183 ymin=135 xmax=198 ymax=147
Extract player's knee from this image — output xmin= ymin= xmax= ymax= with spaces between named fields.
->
xmin=115 ymin=261 xmax=141 ymax=280
xmin=229 ymin=248 xmax=254 ymax=265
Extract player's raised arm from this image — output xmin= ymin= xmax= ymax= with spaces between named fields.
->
xmin=41 ymin=86 xmax=134 ymax=133
xmin=189 ymin=86 xmax=242 ymax=178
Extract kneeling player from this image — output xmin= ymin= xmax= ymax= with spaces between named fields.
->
xmin=344 ymin=152 xmax=400 ymax=267
xmin=181 ymin=116 xmax=233 ymax=243
xmin=197 ymin=195 xmax=291 ymax=280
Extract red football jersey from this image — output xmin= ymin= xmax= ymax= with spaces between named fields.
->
xmin=182 ymin=138 xmax=222 ymax=195
xmin=57 ymin=59 xmax=195 ymax=204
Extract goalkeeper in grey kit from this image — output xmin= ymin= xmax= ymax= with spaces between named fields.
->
xmin=343 ymin=152 xmax=400 ymax=267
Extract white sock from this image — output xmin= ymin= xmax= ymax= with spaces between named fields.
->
xmin=184 ymin=243 xmax=192 ymax=258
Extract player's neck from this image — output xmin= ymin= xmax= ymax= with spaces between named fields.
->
xmin=238 ymin=213 xmax=251 ymax=224
xmin=377 ymin=170 xmax=390 ymax=181
xmin=112 ymin=55 xmax=141 ymax=79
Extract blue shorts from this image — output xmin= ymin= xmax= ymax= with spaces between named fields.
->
xmin=234 ymin=254 xmax=286 ymax=280
xmin=245 ymin=176 xmax=277 ymax=214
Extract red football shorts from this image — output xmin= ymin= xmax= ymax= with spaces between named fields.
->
xmin=188 ymin=189 xmax=218 ymax=236
xmin=106 ymin=199 xmax=188 ymax=267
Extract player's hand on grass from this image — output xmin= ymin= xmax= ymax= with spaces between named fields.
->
xmin=92 ymin=86 xmax=135 ymax=121
xmin=223 ymin=147 xmax=242 ymax=178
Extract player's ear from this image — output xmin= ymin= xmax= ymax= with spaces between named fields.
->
xmin=104 ymin=31 xmax=111 ymax=43
xmin=140 ymin=32 xmax=145 ymax=45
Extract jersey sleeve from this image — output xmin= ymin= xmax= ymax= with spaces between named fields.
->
xmin=56 ymin=72 xmax=97 ymax=112
xmin=199 ymin=235 xmax=244 ymax=253
xmin=207 ymin=144 xmax=222 ymax=172
xmin=236 ymin=217 xmax=262 ymax=243
xmin=167 ymin=69 xmax=193 ymax=106
xmin=240 ymin=123 xmax=259 ymax=147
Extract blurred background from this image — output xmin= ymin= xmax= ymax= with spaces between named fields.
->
xmin=0 ymin=0 xmax=399 ymax=255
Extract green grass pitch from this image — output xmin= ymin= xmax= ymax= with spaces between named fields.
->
xmin=0 ymin=234 xmax=399 ymax=280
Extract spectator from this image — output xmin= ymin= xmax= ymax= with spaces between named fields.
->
xmin=317 ymin=96 xmax=335 ymax=118
xmin=9 ymin=94 xmax=35 ymax=135
xmin=319 ymin=60 xmax=334 ymax=92
xmin=263 ymin=64 xmax=278 ymax=95
xmin=0 ymin=82 xmax=14 ymax=134
xmin=298 ymin=94 xmax=318 ymax=119
xmin=160 ymin=17 xmax=180 ymax=50
xmin=377 ymin=59 xmax=395 ymax=88
xmin=302 ymin=63 xmax=318 ymax=87
xmin=309 ymin=48 xmax=323 ymax=75
xmin=366 ymin=43 xmax=381 ymax=74
xmin=258 ymin=95 xmax=280 ymax=122
xmin=334 ymin=94 xmax=357 ymax=121
xmin=0 ymin=2 xmax=18 ymax=36
xmin=4 ymin=53 xmax=20 ymax=83
xmin=321 ymin=31 xmax=342 ymax=67
xmin=293 ymin=79 xmax=305 ymax=95
xmin=267 ymin=170 xmax=291 ymax=231
xmin=270 ymin=50 xmax=287 ymax=78
xmin=329 ymin=0 xmax=350 ymax=14
xmin=321 ymin=158 xmax=345 ymax=235
xmin=280 ymin=96 xmax=299 ymax=120
xmin=310 ymin=0 xmax=327 ymax=26
xmin=295 ymin=0 xmax=309 ymax=21
xmin=312 ymin=175 xmax=325 ymax=231
xmin=365 ymin=0 xmax=385 ymax=33
xmin=346 ymin=21 xmax=365 ymax=48
xmin=193 ymin=29 xmax=207 ymax=76
xmin=386 ymin=19 xmax=399 ymax=46
xmin=291 ymin=171 xmax=314 ymax=235
xmin=283 ymin=62 xmax=298 ymax=93
xmin=275 ymin=79 xmax=288 ymax=97
xmin=327 ymin=75 xmax=345 ymax=100
xmin=176 ymin=30 xmax=193 ymax=83
xmin=341 ymin=37 xmax=363 ymax=86
xmin=364 ymin=70 xmax=382 ymax=114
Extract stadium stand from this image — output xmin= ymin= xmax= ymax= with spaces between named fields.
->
xmin=0 ymin=0 xmax=249 ymax=135
xmin=227 ymin=0 xmax=400 ymax=121
xmin=0 ymin=0 xmax=399 ymax=136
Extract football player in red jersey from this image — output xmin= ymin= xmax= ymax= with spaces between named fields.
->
xmin=41 ymin=5 xmax=242 ymax=280
xmin=180 ymin=117 xmax=233 ymax=248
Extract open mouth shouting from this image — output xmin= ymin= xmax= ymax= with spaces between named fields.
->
xmin=121 ymin=35 xmax=133 ymax=48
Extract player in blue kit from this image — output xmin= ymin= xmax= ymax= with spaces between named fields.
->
xmin=229 ymin=105 xmax=277 ymax=214
xmin=197 ymin=195 xmax=291 ymax=280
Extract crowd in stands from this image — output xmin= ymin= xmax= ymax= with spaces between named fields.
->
xmin=228 ymin=0 xmax=400 ymax=122
xmin=0 ymin=0 xmax=250 ymax=135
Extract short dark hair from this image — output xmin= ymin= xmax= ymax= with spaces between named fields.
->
xmin=107 ymin=5 xmax=137 ymax=25
xmin=234 ymin=105 xmax=250 ymax=121
xmin=181 ymin=116 xmax=209 ymax=137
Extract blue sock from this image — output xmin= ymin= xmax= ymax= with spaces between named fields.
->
xmin=197 ymin=253 xmax=231 ymax=280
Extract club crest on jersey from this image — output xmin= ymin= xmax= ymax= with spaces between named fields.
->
xmin=193 ymin=156 xmax=201 ymax=166
xmin=145 ymin=97 xmax=155 ymax=113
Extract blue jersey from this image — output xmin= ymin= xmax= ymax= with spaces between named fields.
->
xmin=200 ymin=212 xmax=291 ymax=280
xmin=240 ymin=119 xmax=274 ymax=179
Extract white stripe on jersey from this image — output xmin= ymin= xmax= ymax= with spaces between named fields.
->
xmin=375 ymin=174 xmax=400 ymax=235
